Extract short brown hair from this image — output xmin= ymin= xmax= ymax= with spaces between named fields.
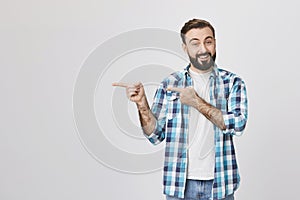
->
xmin=180 ymin=19 xmax=215 ymax=44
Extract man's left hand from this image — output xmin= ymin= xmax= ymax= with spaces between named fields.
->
xmin=167 ymin=87 xmax=198 ymax=107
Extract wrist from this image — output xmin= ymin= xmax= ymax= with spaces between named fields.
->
xmin=193 ymin=95 xmax=203 ymax=109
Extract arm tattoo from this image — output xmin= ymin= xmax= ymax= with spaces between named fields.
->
xmin=195 ymin=96 xmax=226 ymax=130
xmin=136 ymin=98 xmax=156 ymax=135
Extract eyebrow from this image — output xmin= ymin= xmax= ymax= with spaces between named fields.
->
xmin=188 ymin=36 xmax=214 ymax=43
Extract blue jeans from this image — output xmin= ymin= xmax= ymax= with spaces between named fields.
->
xmin=166 ymin=179 xmax=234 ymax=200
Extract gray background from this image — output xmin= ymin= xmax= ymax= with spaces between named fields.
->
xmin=1 ymin=0 xmax=299 ymax=199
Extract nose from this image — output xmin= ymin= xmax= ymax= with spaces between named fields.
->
xmin=197 ymin=43 xmax=208 ymax=54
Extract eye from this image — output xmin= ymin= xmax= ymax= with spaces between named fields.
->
xmin=205 ymin=39 xmax=214 ymax=45
xmin=191 ymin=42 xmax=199 ymax=46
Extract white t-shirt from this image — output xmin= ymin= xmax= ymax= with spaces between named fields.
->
xmin=187 ymin=69 xmax=215 ymax=180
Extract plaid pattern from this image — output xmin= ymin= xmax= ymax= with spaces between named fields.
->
xmin=144 ymin=65 xmax=248 ymax=199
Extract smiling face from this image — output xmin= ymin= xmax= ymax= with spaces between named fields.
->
xmin=182 ymin=27 xmax=216 ymax=73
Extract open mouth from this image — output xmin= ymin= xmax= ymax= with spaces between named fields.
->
xmin=198 ymin=53 xmax=210 ymax=62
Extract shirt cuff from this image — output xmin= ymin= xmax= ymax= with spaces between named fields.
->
xmin=222 ymin=112 xmax=235 ymax=135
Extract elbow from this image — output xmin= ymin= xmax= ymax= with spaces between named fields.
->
xmin=223 ymin=113 xmax=247 ymax=136
xmin=144 ymin=126 xmax=165 ymax=145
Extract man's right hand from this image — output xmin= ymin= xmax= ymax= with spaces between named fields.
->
xmin=112 ymin=82 xmax=145 ymax=104
xmin=112 ymin=81 xmax=156 ymax=135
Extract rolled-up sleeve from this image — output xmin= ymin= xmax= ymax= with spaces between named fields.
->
xmin=222 ymin=78 xmax=248 ymax=136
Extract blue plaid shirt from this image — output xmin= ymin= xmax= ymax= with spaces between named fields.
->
xmin=144 ymin=65 xmax=248 ymax=199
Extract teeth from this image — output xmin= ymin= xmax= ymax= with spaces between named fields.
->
xmin=199 ymin=54 xmax=209 ymax=59
xmin=199 ymin=55 xmax=209 ymax=59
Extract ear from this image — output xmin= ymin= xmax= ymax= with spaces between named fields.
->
xmin=182 ymin=43 xmax=187 ymax=54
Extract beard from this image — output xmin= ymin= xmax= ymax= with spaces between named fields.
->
xmin=188 ymin=52 xmax=216 ymax=71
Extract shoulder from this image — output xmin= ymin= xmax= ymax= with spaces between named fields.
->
xmin=217 ymin=67 xmax=245 ymax=85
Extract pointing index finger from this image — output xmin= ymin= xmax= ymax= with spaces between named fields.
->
xmin=112 ymin=82 xmax=130 ymax=88
xmin=167 ymin=87 xmax=183 ymax=93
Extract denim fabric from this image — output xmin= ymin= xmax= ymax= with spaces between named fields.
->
xmin=165 ymin=179 xmax=234 ymax=200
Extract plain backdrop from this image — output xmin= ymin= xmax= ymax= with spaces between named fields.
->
xmin=1 ymin=0 xmax=300 ymax=199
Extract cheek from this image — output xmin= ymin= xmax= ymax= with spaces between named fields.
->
xmin=187 ymin=48 xmax=198 ymax=56
xmin=208 ymin=45 xmax=216 ymax=54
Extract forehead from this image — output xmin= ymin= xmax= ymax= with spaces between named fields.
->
xmin=185 ymin=27 xmax=214 ymax=42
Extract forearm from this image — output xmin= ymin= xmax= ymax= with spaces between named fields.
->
xmin=136 ymin=96 xmax=157 ymax=136
xmin=194 ymin=96 xmax=226 ymax=130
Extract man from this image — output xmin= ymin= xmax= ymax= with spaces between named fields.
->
xmin=113 ymin=19 xmax=248 ymax=200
